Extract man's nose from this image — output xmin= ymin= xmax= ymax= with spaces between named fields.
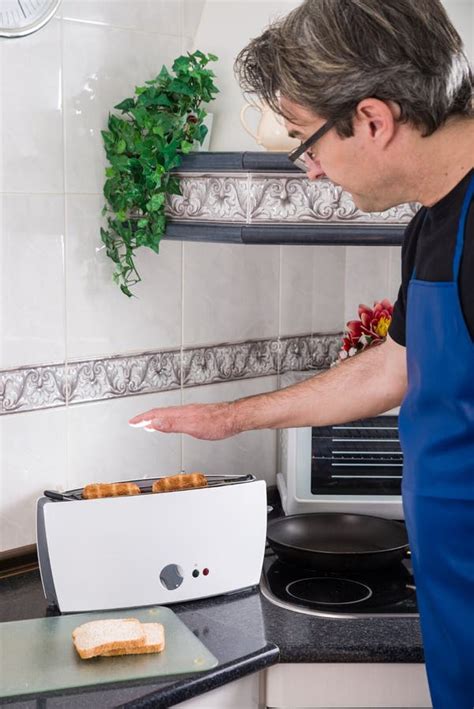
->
xmin=307 ymin=160 xmax=326 ymax=180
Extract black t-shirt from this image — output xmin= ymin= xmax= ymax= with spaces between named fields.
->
xmin=389 ymin=169 xmax=474 ymax=346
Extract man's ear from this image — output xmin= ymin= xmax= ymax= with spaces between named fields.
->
xmin=354 ymin=98 xmax=398 ymax=145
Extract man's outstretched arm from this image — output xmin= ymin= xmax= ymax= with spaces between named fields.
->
xmin=129 ymin=335 xmax=406 ymax=439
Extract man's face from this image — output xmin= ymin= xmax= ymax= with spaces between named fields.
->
xmin=280 ymin=96 xmax=401 ymax=212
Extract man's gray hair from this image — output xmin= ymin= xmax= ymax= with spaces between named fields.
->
xmin=234 ymin=0 xmax=473 ymax=137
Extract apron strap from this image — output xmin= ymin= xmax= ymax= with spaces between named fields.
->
xmin=452 ymin=173 xmax=474 ymax=282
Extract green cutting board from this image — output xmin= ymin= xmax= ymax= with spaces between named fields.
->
xmin=0 ymin=606 xmax=218 ymax=700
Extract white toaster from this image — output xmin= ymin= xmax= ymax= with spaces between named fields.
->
xmin=37 ymin=474 xmax=267 ymax=613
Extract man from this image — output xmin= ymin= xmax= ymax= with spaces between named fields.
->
xmin=130 ymin=1 xmax=474 ymax=706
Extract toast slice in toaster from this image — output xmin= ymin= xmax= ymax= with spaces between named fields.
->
xmin=82 ymin=482 xmax=141 ymax=499
xmin=152 ymin=472 xmax=208 ymax=493
xmin=72 ymin=618 xmax=146 ymax=659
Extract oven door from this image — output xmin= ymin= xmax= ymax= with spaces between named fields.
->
xmin=278 ymin=409 xmax=404 ymax=519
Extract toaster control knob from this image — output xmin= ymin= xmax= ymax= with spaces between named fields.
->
xmin=159 ymin=564 xmax=184 ymax=591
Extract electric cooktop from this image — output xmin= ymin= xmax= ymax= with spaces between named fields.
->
xmin=260 ymin=552 xmax=418 ymax=618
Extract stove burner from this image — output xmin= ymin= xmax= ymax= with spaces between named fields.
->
xmin=286 ymin=577 xmax=373 ymax=606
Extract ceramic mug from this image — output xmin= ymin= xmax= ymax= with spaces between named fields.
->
xmin=240 ymin=101 xmax=300 ymax=152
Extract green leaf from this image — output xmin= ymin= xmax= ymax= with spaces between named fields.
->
xmin=168 ymin=80 xmax=195 ymax=96
xmin=166 ymin=177 xmax=182 ymax=196
xmin=120 ymin=283 xmax=133 ymax=298
xmin=157 ymin=64 xmax=170 ymax=82
xmin=172 ymin=55 xmax=192 ymax=73
xmin=146 ymin=193 xmax=166 ymax=212
xmin=153 ymin=93 xmax=173 ymax=108
xmin=116 ymin=139 xmax=126 ymax=154
xmin=114 ymin=97 xmax=135 ymax=112
xmin=197 ymin=124 xmax=208 ymax=143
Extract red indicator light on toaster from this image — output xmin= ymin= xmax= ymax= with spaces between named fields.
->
xmin=203 ymin=568 xmax=209 ymax=576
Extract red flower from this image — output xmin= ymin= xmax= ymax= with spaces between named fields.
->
xmin=337 ymin=299 xmax=393 ymax=361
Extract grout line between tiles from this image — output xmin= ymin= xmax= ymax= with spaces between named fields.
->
xmin=59 ymin=14 xmax=70 ymax=490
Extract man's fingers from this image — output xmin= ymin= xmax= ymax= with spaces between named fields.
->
xmin=129 ymin=419 xmax=152 ymax=428
xmin=144 ymin=418 xmax=167 ymax=432
xmin=128 ymin=409 xmax=162 ymax=426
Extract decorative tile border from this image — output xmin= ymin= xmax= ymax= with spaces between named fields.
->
xmin=0 ymin=334 xmax=341 ymax=415
xmin=166 ymin=173 xmax=419 ymax=226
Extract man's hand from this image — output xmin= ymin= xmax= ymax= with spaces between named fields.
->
xmin=129 ymin=402 xmax=238 ymax=440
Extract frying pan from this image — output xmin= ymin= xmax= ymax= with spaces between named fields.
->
xmin=266 ymin=513 xmax=409 ymax=571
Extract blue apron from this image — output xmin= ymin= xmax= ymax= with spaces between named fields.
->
xmin=398 ymin=172 xmax=474 ymax=709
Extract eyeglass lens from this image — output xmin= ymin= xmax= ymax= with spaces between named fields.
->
xmin=293 ymin=153 xmax=312 ymax=172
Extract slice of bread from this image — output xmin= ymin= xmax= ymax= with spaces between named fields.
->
xmin=102 ymin=623 xmax=165 ymax=656
xmin=82 ymin=482 xmax=141 ymax=499
xmin=72 ymin=618 xmax=145 ymax=660
xmin=152 ymin=472 xmax=207 ymax=493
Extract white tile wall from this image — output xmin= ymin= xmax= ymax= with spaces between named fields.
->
xmin=280 ymin=245 xmax=346 ymax=336
xmin=183 ymin=243 xmax=280 ymax=346
xmin=444 ymin=0 xmax=474 ymax=59
xmin=388 ymin=246 xmax=403 ymax=307
xmin=65 ymin=195 xmax=182 ymax=359
xmin=182 ymin=0 xmax=206 ymax=40
xmin=344 ymin=247 xmax=393 ymax=324
xmin=0 ymin=407 xmax=67 ymax=552
xmin=1 ymin=19 xmax=63 ymax=194
xmin=0 ymin=194 xmax=66 ymax=369
xmin=62 ymin=0 xmax=182 ymax=33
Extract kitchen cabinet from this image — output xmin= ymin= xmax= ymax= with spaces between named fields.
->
xmin=173 ymin=661 xmax=432 ymax=708
xmin=264 ymin=663 xmax=432 ymax=708
xmin=174 ymin=671 xmax=263 ymax=708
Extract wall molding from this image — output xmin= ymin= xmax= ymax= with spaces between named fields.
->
xmin=166 ymin=172 xmax=419 ymax=227
xmin=0 ymin=333 xmax=342 ymax=415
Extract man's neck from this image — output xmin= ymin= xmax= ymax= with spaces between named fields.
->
xmin=404 ymin=117 xmax=474 ymax=207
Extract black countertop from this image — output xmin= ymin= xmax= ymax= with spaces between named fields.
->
xmin=0 ymin=494 xmax=424 ymax=707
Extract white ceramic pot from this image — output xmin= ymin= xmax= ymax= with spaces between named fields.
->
xmin=240 ymin=101 xmax=300 ymax=152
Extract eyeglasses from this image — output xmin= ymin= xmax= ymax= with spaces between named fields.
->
xmin=288 ymin=119 xmax=335 ymax=172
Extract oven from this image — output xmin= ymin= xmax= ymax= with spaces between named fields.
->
xmin=277 ymin=374 xmax=403 ymax=520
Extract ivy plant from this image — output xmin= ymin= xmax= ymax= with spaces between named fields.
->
xmin=101 ymin=50 xmax=219 ymax=296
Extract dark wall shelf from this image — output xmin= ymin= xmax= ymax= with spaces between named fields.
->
xmin=165 ymin=152 xmax=412 ymax=246
xmin=165 ymin=222 xmax=405 ymax=246
xmin=172 ymin=151 xmax=298 ymax=172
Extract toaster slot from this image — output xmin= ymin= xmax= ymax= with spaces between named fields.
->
xmin=55 ymin=473 xmax=255 ymax=499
